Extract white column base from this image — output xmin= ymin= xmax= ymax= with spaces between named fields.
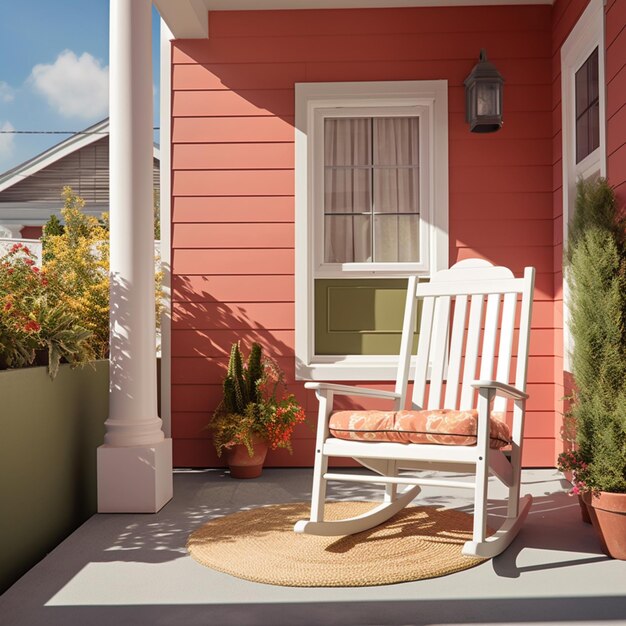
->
xmin=97 ymin=439 xmax=173 ymax=513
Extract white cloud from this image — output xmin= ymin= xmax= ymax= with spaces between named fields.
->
xmin=30 ymin=50 xmax=108 ymax=120
xmin=0 ymin=121 xmax=15 ymax=162
xmin=0 ymin=82 xmax=15 ymax=103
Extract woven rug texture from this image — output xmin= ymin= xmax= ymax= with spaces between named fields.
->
xmin=187 ymin=501 xmax=488 ymax=587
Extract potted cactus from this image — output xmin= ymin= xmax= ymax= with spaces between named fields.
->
xmin=210 ymin=342 xmax=305 ymax=478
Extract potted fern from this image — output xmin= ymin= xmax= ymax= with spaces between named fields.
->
xmin=565 ymin=178 xmax=626 ymax=559
xmin=210 ymin=342 xmax=305 ymax=478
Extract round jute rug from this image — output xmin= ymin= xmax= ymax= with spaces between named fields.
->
xmin=187 ymin=501 xmax=487 ymax=587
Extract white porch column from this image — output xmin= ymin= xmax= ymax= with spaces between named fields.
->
xmin=98 ymin=0 xmax=173 ymax=513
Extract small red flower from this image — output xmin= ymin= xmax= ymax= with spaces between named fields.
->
xmin=23 ymin=320 xmax=41 ymax=333
xmin=3 ymin=302 xmax=12 ymax=312
xmin=24 ymin=258 xmax=35 ymax=266
xmin=32 ymin=266 xmax=40 ymax=273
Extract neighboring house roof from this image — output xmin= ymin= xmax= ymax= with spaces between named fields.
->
xmin=0 ymin=119 xmax=160 ymax=227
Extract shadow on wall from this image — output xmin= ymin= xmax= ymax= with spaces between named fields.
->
xmin=171 ymin=275 xmax=377 ymax=467
xmin=172 ymin=274 xmax=379 ymax=408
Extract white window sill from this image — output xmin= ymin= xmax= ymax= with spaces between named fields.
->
xmin=296 ymin=355 xmax=418 ymax=382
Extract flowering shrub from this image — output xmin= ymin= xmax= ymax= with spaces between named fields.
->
xmin=210 ymin=342 xmax=306 ymax=457
xmin=557 ymin=449 xmax=590 ymax=496
xmin=42 ymin=187 xmax=163 ymax=359
xmin=0 ymin=243 xmax=93 ymax=377
xmin=43 ymin=188 xmax=110 ymax=359
xmin=0 ymin=187 xmax=162 ymax=377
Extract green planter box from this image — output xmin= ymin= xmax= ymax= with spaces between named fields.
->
xmin=0 ymin=361 xmax=108 ymax=593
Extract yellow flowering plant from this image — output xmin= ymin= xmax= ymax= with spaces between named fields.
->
xmin=0 ymin=243 xmax=93 ymax=377
xmin=43 ymin=187 xmax=163 ymax=359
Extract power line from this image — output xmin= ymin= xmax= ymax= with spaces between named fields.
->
xmin=0 ymin=128 xmax=160 ymax=135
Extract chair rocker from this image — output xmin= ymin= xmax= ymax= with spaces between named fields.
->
xmin=295 ymin=259 xmax=536 ymax=558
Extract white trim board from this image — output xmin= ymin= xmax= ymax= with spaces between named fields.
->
xmin=159 ymin=19 xmax=173 ymax=439
xmin=560 ymin=0 xmax=606 ymax=373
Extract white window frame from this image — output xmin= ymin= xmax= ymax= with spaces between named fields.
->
xmin=561 ymin=0 xmax=606 ymax=372
xmin=295 ymin=80 xmax=449 ymax=381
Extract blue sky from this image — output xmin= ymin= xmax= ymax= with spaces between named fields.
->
xmin=0 ymin=1 xmax=161 ymax=173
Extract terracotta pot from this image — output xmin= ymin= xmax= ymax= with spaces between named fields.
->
xmin=583 ymin=491 xmax=626 ymax=559
xmin=226 ymin=434 xmax=268 ymax=479
xmin=577 ymin=494 xmax=592 ymax=524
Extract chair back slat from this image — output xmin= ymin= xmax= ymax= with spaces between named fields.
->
xmin=479 ymin=293 xmax=501 ymax=381
xmin=514 ymin=267 xmax=536 ymax=392
xmin=443 ymin=295 xmax=468 ymax=409
xmin=395 ymin=276 xmax=419 ymax=409
xmin=459 ymin=294 xmax=485 ymax=410
xmin=411 ymin=296 xmax=435 ymax=409
xmin=427 ymin=296 xmax=451 ymax=409
xmin=493 ymin=292 xmax=517 ymax=413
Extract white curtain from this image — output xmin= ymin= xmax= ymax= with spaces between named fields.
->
xmin=324 ymin=117 xmax=419 ymax=263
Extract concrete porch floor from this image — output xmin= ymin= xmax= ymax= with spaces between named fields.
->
xmin=1 ymin=468 xmax=625 ymax=626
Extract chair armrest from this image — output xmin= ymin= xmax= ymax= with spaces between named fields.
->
xmin=304 ymin=382 xmax=401 ymax=401
xmin=471 ymin=380 xmax=528 ymax=400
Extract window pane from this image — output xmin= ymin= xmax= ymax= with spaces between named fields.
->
xmin=324 ymin=118 xmax=371 ymax=166
xmin=324 ymin=167 xmax=371 ymax=213
xmin=324 ymin=215 xmax=371 ymax=263
xmin=576 ymin=111 xmax=589 ymax=163
xmin=373 ymin=118 xmax=419 ymax=166
xmin=374 ymin=214 xmax=419 ymax=262
xmin=373 ymin=167 xmax=419 ymax=213
xmin=589 ymin=100 xmax=600 ymax=154
xmin=589 ymin=47 xmax=599 ymax=103
xmin=575 ymin=62 xmax=589 ymax=116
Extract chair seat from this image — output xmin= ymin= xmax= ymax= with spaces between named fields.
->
xmin=329 ymin=409 xmax=510 ymax=449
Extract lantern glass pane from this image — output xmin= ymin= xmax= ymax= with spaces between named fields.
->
xmin=476 ymin=82 xmax=499 ymax=116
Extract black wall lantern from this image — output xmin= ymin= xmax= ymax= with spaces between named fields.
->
xmin=464 ymin=49 xmax=504 ymax=133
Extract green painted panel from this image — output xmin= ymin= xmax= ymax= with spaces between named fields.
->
xmin=315 ymin=279 xmax=421 ymax=355
xmin=0 ymin=362 xmax=109 ymax=594
xmin=0 ymin=359 xmax=164 ymax=593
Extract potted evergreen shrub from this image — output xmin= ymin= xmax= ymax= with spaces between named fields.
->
xmin=564 ymin=177 xmax=626 ymax=559
xmin=210 ymin=342 xmax=306 ymax=478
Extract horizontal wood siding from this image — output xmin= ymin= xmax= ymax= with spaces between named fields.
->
xmin=606 ymin=0 xmax=626 ymax=204
xmin=171 ymin=5 xmax=555 ymax=468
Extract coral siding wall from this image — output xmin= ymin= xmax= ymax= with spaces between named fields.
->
xmin=170 ymin=5 xmax=555 ymax=468
xmin=550 ymin=0 xmax=591 ymax=461
xmin=606 ymin=0 xmax=626 ymax=205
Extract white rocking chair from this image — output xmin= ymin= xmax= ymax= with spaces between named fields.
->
xmin=295 ymin=259 xmax=535 ymax=558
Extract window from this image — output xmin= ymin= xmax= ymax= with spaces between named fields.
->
xmin=575 ymin=47 xmax=600 ymax=164
xmin=561 ymin=0 xmax=606 ymax=372
xmin=295 ymin=81 xmax=448 ymax=380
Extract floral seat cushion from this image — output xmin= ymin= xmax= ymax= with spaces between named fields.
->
xmin=328 ymin=409 xmax=511 ymax=449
